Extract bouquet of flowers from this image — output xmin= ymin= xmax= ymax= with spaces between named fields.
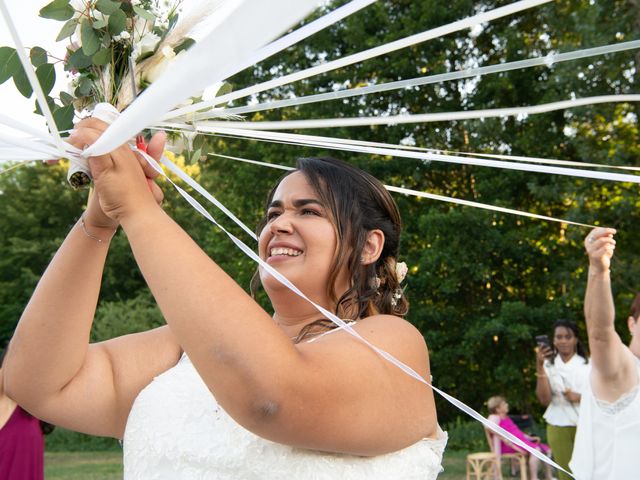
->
xmin=0 ymin=0 xmax=225 ymax=186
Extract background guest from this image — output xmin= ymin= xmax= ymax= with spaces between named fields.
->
xmin=534 ymin=319 xmax=588 ymax=480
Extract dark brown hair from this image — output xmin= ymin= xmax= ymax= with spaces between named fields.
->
xmin=252 ymin=157 xmax=408 ymax=342
xmin=629 ymin=293 xmax=640 ymax=322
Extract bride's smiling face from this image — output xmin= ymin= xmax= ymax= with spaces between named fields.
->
xmin=258 ymin=172 xmax=346 ymax=301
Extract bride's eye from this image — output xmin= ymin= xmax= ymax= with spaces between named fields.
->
xmin=267 ymin=210 xmax=281 ymax=221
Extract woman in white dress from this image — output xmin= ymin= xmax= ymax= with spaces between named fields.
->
xmin=2 ymin=117 xmax=445 ymax=479
xmin=534 ymin=319 xmax=589 ymax=480
xmin=568 ymin=228 xmax=640 ymax=479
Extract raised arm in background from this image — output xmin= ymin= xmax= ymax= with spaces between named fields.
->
xmin=583 ymin=227 xmax=638 ymax=402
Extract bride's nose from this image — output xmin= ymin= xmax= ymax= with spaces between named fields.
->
xmin=269 ymin=213 xmax=294 ymax=234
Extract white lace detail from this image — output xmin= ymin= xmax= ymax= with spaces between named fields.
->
xmin=123 ymin=355 xmax=446 ymax=479
xmin=595 ymin=383 xmax=640 ymax=415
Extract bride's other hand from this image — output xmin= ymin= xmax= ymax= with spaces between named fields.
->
xmin=69 ymin=118 xmax=166 ymax=223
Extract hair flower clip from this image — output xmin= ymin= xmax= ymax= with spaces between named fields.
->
xmin=395 ymin=261 xmax=408 ymax=283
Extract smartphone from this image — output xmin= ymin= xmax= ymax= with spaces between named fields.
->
xmin=535 ymin=334 xmax=550 ymax=349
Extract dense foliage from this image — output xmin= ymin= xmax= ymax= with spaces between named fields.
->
xmin=1 ymin=0 xmax=638 ymax=426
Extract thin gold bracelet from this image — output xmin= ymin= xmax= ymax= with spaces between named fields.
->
xmin=535 ymin=373 xmax=547 ymax=378
xmin=80 ymin=215 xmax=115 ymax=243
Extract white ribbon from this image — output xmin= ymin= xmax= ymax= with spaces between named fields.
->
xmin=203 ymin=152 xmax=596 ymax=228
xmin=0 ymin=0 xmax=66 ymax=154
xmin=190 ymin=126 xmax=640 ymax=172
xmin=189 ymin=94 xmax=640 ymax=132
xmin=161 ymin=124 xmax=640 ymax=184
xmin=165 ymin=0 xmax=553 ymax=120
xmin=209 ymin=40 xmax=640 ymax=118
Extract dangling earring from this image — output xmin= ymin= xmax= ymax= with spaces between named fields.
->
xmin=390 ymin=287 xmax=403 ymax=307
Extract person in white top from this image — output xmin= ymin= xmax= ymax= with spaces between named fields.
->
xmin=534 ymin=319 xmax=589 ymax=480
xmin=568 ymin=228 xmax=640 ymax=480
xmin=2 ymin=117 xmax=444 ymax=479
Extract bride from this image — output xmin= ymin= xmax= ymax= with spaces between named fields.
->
xmin=2 ymin=117 xmax=446 ymax=478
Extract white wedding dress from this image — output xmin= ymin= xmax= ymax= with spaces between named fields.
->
xmin=123 ymin=354 xmax=446 ymax=479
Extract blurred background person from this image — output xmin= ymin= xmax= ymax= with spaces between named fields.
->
xmin=487 ymin=395 xmax=553 ymax=480
xmin=0 ymin=344 xmax=49 ymax=480
xmin=534 ymin=319 xmax=589 ymax=479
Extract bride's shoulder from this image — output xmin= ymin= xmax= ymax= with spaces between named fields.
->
xmin=353 ymin=315 xmax=428 ymax=351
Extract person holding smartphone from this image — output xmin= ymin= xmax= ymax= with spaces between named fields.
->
xmin=534 ymin=319 xmax=589 ymax=480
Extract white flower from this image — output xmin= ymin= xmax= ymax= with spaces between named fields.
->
xmin=132 ymin=16 xmax=154 ymax=44
xmin=132 ymin=31 xmax=160 ymax=61
xmin=112 ymin=31 xmax=131 ymax=42
xmin=395 ymin=262 xmax=408 ymax=283
xmin=131 ymin=0 xmax=142 ymax=5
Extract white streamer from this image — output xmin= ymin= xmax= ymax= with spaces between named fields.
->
xmin=199 ymin=126 xmax=640 ymax=173
xmin=163 ymin=124 xmax=640 ymax=184
xmin=206 ymin=151 xmax=596 ymax=228
xmin=191 ymin=94 xmax=640 ymax=131
xmin=209 ymin=40 xmax=640 ymax=118
xmin=0 ymin=1 xmax=66 ymax=153
xmin=166 ymin=0 xmax=553 ymax=120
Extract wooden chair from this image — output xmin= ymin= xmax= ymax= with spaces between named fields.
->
xmin=465 ymin=417 xmax=528 ymax=480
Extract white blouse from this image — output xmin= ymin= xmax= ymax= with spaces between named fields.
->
xmin=123 ymin=354 xmax=447 ymax=479
xmin=569 ymin=357 xmax=640 ymax=480
xmin=542 ymin=354 xmax=589 ymax=426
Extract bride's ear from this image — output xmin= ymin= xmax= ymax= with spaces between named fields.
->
xmin=360 ymin=229 xmax=384 ymax=265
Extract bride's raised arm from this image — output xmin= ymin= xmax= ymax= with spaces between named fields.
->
xmin=2 ymin=125 xmax=181 ymax=439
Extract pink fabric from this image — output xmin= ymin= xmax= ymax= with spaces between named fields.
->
xmin=0 ymin=405 xmax=44 ymax=480
xmin=498 ymin=416 xmax=550 ymax=455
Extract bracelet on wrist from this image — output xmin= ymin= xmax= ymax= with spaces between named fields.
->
xmin=80 ymin=214 xmax=116 ymax=243
xmin=535 ymin=373 xmax=547 ymax=378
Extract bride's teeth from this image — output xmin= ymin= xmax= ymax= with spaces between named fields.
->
xmin=271 ymin=247 xmax=301 ymax=257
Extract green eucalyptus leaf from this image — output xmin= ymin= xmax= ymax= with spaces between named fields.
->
xmin=68 ymin=48 xmax=93 ymax=69
xmin=34 ymin=96 xmax=56 ymax=116
xmin=77 ymin=76 xmax=93 ymax=96
xmin=56 ymin=19 xmax=77 ymax=41
xmin=13 ymin=65 xmax=33 ymax=98
xmin=81 ymin=22 xmax=100 ymax=56
xmin=95 ymin=0 xmax=121 ymax=15
xmin=39 ymin=0 xmax=74 ymax=21
xmin=60 ymin=91 xmax=75 ymax=106
xmin=132 ymin=5 xmax=156 ymax=22
xmin=53 ymin=104 xmax=75 ymax=132
xmin=216 ymin=82 xmax=232 ymax=97
xmin=108 ymin=9 xmax=127 ymax=35
xmin=92 ymin=18 xmax=109 ymax=29
xmin=36 ymin=63 xmax=56 ymax=95
xmin=167 ymin=13 xmax=179 ymax=31
xmin=92 ymin=48 xmax=111 ymax=66
xmin=30 ymin=47 xmax=48 ymax=67
xmin=0 ymin=47 xmax=20 ymax=84
xmin=189 ymin=148 xmax=202 ymax=165
xmin=173 ymin=37 xmax=195 ymax=55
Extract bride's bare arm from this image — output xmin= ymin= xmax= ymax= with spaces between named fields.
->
xmin=3 ymin=127 xmax=181 ymax=439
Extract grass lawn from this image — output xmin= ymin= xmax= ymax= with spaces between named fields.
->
xmin=45 ymin=452 xmax=123 ymax=480
xmin=44 ymin=449 xmax=470 ymax=479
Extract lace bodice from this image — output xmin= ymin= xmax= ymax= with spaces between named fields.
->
xmin=123 ymin=354 xmax=446 ymax=479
